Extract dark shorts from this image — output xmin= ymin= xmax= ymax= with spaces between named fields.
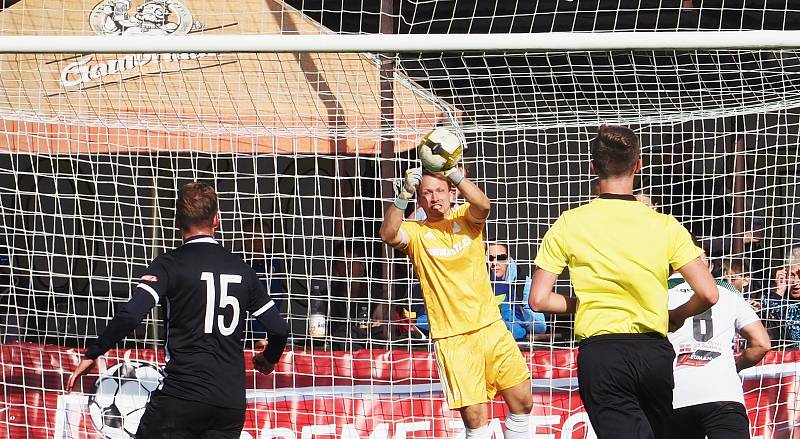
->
xmin=577 ymin=332 xmax=675 ymax=439
xmin=670 ymin=401 xmax=750 ymax=439
xmin=135 ymin=390 xmax=246 ymax=439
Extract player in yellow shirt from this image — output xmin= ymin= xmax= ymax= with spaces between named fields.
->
xmin=380 ymin=164 xmax=532 ymax=439
xmin=529 ymin=125 xmax=720 ymax=439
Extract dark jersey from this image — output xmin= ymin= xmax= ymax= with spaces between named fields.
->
xmin=85 ymin=235 xmax=287 ymax=409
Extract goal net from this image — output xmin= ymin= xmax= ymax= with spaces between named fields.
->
xmin=2 ymin=1 xmax=800 ymax=438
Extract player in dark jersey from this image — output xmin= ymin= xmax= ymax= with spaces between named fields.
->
xmin=67 ymin=182 xmax=288 ymax=438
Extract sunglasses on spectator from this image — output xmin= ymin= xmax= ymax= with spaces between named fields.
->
xmin=488 ymin=254 xmax=509 ymax=262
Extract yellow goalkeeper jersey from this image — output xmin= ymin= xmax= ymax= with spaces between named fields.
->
xmin=400 ymin=203 xmax=500 ymax=339
xmin=534 ymin=193 xmax=702 ymax=341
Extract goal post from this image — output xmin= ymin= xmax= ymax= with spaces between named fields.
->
xmin=5 ymin=31 xmax=800 ymax=53
xmin=3 ymin=17 xmax=800 ymax=439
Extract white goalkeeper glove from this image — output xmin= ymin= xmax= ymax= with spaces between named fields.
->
xmin=394 ymin=167 xmax=422 ymax=210
xmin=442 ymin=167 xmax=464 ymax=185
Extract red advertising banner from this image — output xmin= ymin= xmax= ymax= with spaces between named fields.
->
xmin=2 ymin=342 xmax=799 ymax=438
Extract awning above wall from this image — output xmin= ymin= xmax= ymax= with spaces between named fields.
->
xmin=0 ymin=0 xmax=459 ymax=154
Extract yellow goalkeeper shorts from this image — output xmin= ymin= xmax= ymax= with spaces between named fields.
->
xmin=433 ymin=319 xmax=531 ymax=409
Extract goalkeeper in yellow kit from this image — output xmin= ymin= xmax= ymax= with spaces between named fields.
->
xmin=380 ymin=129 xmax=533 ymax=439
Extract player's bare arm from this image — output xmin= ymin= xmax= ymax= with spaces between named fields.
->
xmin=669 ymin=256 xmax=720 ymax=331
xmin=736 ymin=320 xmax=771 ymax=372
xmin=529 ymin=268 xmax=577 ymax=314
xmin=451 ymin=172 xmax=490 ymax=221
xmin=379 ymin=167 xmax=420 ymax=249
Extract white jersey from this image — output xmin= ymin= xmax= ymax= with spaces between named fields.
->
xmin=668 ymin=275 xmax=760 ymax=409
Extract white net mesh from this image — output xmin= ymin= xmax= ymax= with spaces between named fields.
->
xmin=3 ymin=1 xmax=800 ymax=438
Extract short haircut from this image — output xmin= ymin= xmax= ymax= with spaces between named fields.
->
xmin=787 ymin=246 xmax=800 ymax=267
xmin=417 ymin=169 xmax=453 ymax=193
xmin=176 ymin=182 xmax=218 ymax=232
xmin=590 ymin=125 xmax=641 ymax=178
xmin=722 ymin=259 xmax=750 ymax=275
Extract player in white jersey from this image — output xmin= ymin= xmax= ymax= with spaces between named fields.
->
xmin=667 ymin=254 xmax=771 ymax=439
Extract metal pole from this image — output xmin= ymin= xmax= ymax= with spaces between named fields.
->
xmin=379 ymin=0 xmax=396 ymax=340
xmin=6 ymin=31 xmax=800 ymax=53
xmin=148 ymin=174 xmax=161 ymax=349
xmin=732 ymin=136 xmax=746 ymax=256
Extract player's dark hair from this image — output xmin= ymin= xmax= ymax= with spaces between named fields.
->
xmin=722 ymin=259 xmax=750 ymax=275
xmin=590 ymin=125 xmax=641 ymax=178
xmin=176 ymin=182 xmax=218 ymax=232
xmin=487 ymin=241 xmax=510 ymax=255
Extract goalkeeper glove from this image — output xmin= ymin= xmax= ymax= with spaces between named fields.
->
xmin=394 ymin=167 xmax=422 ymax=211
xmin=443 ymin=167 xmax=464 ymax=185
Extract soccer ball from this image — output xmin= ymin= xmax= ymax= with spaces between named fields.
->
xmin=88 ymin=360 xmax=165 ymax=439
xmin=418 ymin=127 xmax=463 ymax=172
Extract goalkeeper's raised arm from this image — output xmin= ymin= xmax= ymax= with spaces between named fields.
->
xmin=380 ymin=128 xmax=489 ymax=249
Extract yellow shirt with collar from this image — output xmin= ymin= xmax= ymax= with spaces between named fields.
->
xmin=400 ymin=202 xmax=501 ymax=339
xmin=534 ymin=194 xmax=702 ymax=341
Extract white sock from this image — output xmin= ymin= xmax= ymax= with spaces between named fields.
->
xmin=504 ymin=413 xmax=530 ymax=439
xmin=465 ymin=424 xmax=493 ymax=439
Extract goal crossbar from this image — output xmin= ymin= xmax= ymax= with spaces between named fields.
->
xmin=2 ymin=31 xmax=800 ymax=54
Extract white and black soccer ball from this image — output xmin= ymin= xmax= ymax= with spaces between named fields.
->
xmin=418 ymin=127 xmax=464 ymax=172
xmin=88 ymin=360 xmax=165 ymax=439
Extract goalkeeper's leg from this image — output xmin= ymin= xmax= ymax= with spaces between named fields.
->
xmin=487 ymin=320 xmax=533 ymax=439
xmin=498 ymin=379 xmax=533 ymax=439
xmin=460 ymin=404 xmax=493 ymax=439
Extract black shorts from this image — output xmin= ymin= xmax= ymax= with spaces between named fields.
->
xmin=670 ymin=401 xmax=750 ymax=439
xmin=135 ymin=390 xmax=246 ymax=439
xmin=577 ymin=332 xmax=675 ymax=439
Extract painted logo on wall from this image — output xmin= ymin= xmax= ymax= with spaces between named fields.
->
xmin=56 ymin=0 xmax=221 ymax=89
xmin=89 ymin=0 xmax=201 ymax=36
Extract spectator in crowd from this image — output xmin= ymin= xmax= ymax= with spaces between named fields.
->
xmin=328 ymin=241 xmax=391 ymax=349
xmin=487 ymin=242 xmax=546 ymax=340
xmin=722 ymin=259 xmax=751 ymax=295
xmin=761 ymin=246 xmax=800 ymax=345
xmin=241 ymin=219 xmax=286 ymax=339
xmin=722 ymin=259 xmax=772 ymax=326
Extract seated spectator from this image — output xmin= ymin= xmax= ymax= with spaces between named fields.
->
xmin=240 ymin=219 xmax=286 ymax=339
xmin=487 ymin=242 xmax=547 ymax=340
xmin=721 ymin=259 xmax=766 ymax=316
xmin=722 ymin=259 xmax=751 ymax=295
xmin=328 ymin=242 xmax=390 ymax=349
xmin=761 ymin=246 xmax=800 ymax=345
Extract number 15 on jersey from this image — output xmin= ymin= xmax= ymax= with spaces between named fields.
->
xmin=201 ymin=272 xmax=242 ymax=336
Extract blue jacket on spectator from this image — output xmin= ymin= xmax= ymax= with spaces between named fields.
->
xmin=762 ymin=293 xmax=800 ymax=345
xmin=415 ymin=258 xmax=547 ymax=339
xmin=491 ymin=258 xmax=547 ymax=340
